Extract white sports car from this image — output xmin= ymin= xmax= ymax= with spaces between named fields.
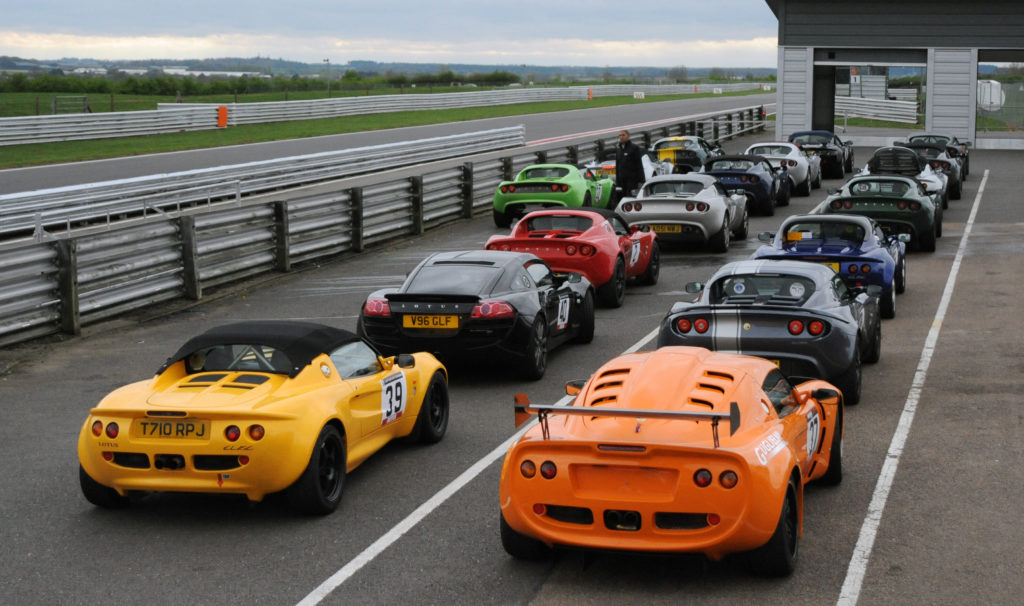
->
xmin=859 ymin=146 xmax=949 ymax=209
xmin=745 ymin=141 xmax=822 ymax=197
xmin=615 ymin=174 xmax=748 ymax=253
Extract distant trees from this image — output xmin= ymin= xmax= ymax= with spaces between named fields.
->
xmin=667 ymin=65 xmax=689 ymax=82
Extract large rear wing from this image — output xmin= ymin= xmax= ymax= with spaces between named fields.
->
xmin=514 ymin=393 xmax=740 ymax=448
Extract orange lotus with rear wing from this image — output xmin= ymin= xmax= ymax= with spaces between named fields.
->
xmin=498 ymin=346 xmax=844 ymax=576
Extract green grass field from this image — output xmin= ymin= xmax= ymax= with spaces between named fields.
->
xmin=0 ymin=89 xmax=768 ymax=169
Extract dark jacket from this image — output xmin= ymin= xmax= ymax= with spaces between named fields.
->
xmin=615 ymin=140 xmax=646 ymax=195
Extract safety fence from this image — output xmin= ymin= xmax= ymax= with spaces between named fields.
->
xmin=835 ymin=96 xmax=919 ymax=124
xmin=0 ymin=83 xmax=768 ymax=146
xmin=0 ymin=105 xmax=767 ymax=347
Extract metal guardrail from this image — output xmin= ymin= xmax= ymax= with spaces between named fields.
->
xmin=0 ymin=127 xmax=525 ymax=239
xmin=0 ymin=83 xmax=769 ymax=146
xmin=0 ymin=105 xmax=767 ymax=347
xmin=835 ymin=96 xmax=919 ymax=124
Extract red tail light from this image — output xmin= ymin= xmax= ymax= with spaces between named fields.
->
xmin=225 ymin=425 xmax=241 ymax=442
xmin=540 ymin=461 xmax=557 ymax=479
xmin=579 ymin=245 xmax=596 ymax=256
xmin=622 ymin=202 xmax=633 ymax=212
xmin=686 ymin=202 xmax=695 ymax=211
xmin=861 ymin=264 xmax=871 ymax=273
xmin=707 ymin=513 xmax=722 ymax=525
xmin=788 ymin=159 xmax=798 ymax=167
xmin=565 ymin=245 xmax=577 ymax=255
xmin=694 ymin=469 xmax=712 ymax=487
xmin=788 ymin=320 xmax=804 ymax=335
xmin=471 ymin=301 xmax=515 ymax=319
xmin=533 ymin=503 xmax=546 ymax=515
xmin=910 ymin=202 xmax=921 ymax=210
xmin=363 ymin=298 xmax=391 ymax=317
xmin=843 ymin=200 xmax=853 ymax=209
xmin=897 ymin=200 xmax=907 ymax=210
xmin=694 ymin=318 xmax=709 ymax=333
xmin=697 ymin=203 xmax=709 ymax=212
xmin=550 ymin=184 xmax=559 ymax=191
xmin=676 ymin=318 xmax=692 ymax=332
xmin=633 ymin=202 xmax=642 ymax=211
xmin=831 ymin=200 xmax=842 ymax=210
xmin=500 ymin=184 xmax=516 ymax=193
xmin=105 ymin=422 xmax=119 ymax=439
xmin=808 ymin=320 xmax=825 ymax=336
xmin=848 ymin=264 xmax=859 ymax=274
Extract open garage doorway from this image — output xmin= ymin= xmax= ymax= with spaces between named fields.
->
xmin=831 ymin=65 xmax=925 ymax=134
xmin=976 ymin=51 xmax=1024 ymax=143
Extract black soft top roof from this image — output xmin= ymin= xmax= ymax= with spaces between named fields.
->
xmin=705 ymin=154 xmax=769 ymax=168
xmin=158 ymin=321 xmax=359 ymax=377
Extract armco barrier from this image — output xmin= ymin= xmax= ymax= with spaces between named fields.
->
xmin=0 ymin=105 xmax=766 ymax=347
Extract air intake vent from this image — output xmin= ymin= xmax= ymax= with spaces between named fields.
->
xmin=232 ymin=375 xmax=269 ymax=385
xmin=705 ymin=370 xmax=735 ymax=381
xmin=697 ymin=382 xmax=725 ymax=394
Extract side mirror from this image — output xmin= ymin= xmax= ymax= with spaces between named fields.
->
xmin=811 ymin=387 xmax=841 ymax=404
xmin=396 ymin=353 xmax=415 ymax=368
xmin=897 ymin=233 xmax=911 ymax=243
xmin=853 ymin=167 xmax=863 ymax=174
xmin=757 ymin=231 xmax=774 ymax=242
xmin=685 ymin=281 xmax=704 ymax=294
xmin=827 ymin=187 xmax=839 ymax=195
xmin=565 ymin=379 xmax=586 ymax=396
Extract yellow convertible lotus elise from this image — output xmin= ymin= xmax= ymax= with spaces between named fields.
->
xmin=78 ymin=320 xmax=449 ymax=514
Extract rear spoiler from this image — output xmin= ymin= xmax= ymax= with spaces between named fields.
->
xmin=514 ymin=393 xmax=740 ymax=448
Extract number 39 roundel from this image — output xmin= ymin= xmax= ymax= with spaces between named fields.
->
xmin=380 ymin=372 xmax=408 ymax=425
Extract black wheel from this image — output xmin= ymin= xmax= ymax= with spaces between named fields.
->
xmin=845 ymin=153 xmax=854 ymax=173
xmin=79 ymin=465 xmax=130 ymax=508
xmin=408 ymin=371 xmax=449 ymax=444
xmin=574 ymin=290 xmax=595 ymax=344
xmin=519 ymin=317 xmax=548 ymax=380
xmin=941 ymin=191 xmax=949 ymax=210
xmin=919 ymin=224 xmax=937 ymax=252
xmin=733 ymin=205 xmax=749 ymax=240
xmin=287 ymin=425 xmax=346 ymax=515
xmin=493 ymin=208 xmax=512 ymax=228
xmin=747 ymin=482 xmax=798 ymax=577
xmin=812 ymin=168 xmax=822 ymax=189
xmin=895 ymin=258 xmax=906 ymax=294
xmin=835 ymin=343 xmax=862 ymax=405
xmin=864 ymin=318 xmax=882 ymax=364
xmin=777 ymin=180 xmax=791 ymax=206
xmin=880 ymin=286 xmax=896 ymax=319
xmin=597 ymin=257 xmax=626 ymax=308
xmin=639 ymin=241 xmax=660 ymax=285
xmin=936 ymin=208 xmax=943 ymax=238
xmin=500 ymin=512 xmax=551 ymax=560
xmin=796 ymin=176 xmax=811 ymax=196
xmin=761 ymin=192 xmax=775 ymax=217
xmin=582 ymin=192 xmax=593 ymax=207
xmin=951 ymin=178 xmax=962 ymax=200
xmin=819 ymin=408 xmax=844 ymax=486
xmin=710 ymin=218 xmax=730 ymax=253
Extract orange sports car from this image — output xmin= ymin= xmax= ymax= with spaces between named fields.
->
xmin=498 ymin=346 xmax=843 ymax=576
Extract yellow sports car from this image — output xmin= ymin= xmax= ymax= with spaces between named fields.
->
xmin=78 ymin=321 xmax=449 ymax=514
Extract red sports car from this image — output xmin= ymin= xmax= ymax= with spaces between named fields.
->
xmin=485 ymin=208 xmax=659 ymax=308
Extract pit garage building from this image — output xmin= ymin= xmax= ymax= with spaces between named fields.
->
xmin=765 ymin=0 xmax=1024 ymax=146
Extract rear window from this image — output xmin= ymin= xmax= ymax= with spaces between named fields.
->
xmin=653 ymin=139 xmax=695 ymax=151
xmin=521 ymin=167 xmax=570 ymax=179
xmin=710 ymin=274 xmax=816 ymax=305
xmin=708 ymin=160 xmax=754 ymax=171
xmin=782 ymin=221 xmax=865 ymax=244
xmin=187 ymin=344 xmax=292 ymax=375
xmin=850 ymin=179 xmax=912 ymax=196
xmin=790 ymin=134 xmax=830 ymax=145
xmin=644 ymin=180 xmax=705 ymax=196
xmin=526 ymin=214 xmax=593 ymax=232
xmin=406 ymin=265 xmax=501 ymax=295
xmin=748 ymin=145 xmax=792 ymax=156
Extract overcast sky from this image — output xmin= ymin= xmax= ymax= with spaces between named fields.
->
xmin=1 ymin=1 xmax=780 ymax=68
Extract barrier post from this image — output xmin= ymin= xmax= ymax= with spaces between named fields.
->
xmin=179 ymin=216 xmax=202 ymax=300
xmin=461 ymin=163 xmax=475 ymax=219
xmin=409 ymin=176 xmax=424 ymax=235
xmin=56 ymin=240 xmax=81 ymax=335
xmin=273 ymin=201 xmax=291 ymax=272
xmin=217 ymin=105 xmax=228 ymax=128
xmin=350 ymin=188 xmax=364 ymax=253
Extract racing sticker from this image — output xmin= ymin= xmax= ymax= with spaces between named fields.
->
xmin=556 ymin=295 xmax=570 ymax=330
xmin=380 ymin=372 xmax=407 ymax=425
xmin=754 ymin=431 xmax=787 ymax=465
xmin=594 ymin=183 xmax=604 ymax=202
xmin=630 ymin=241 xmax=641 ymax=267
xmin=789 ymin=282 xmax=806 ymax=298
xmin=805 ymin=410 xmax=821 ymax=458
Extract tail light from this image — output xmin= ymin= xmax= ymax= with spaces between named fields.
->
xmin=363 ymin=297 xmax=391 ymax=317
xmin=848 ymin=264 xmax=859 ymax=274
xmin=676 ymin=318 xmax=692 ymax=333
xmin=861 ymin=264 xmax=871 ymax=273
xmin=471 ymin=301 xmax=515 ymax=319
xmin=565 ymin=245 xmax=577 ymax=255
xmin=686 ymin=202 xmax=695 ymax=211
xmin=248 ymin=425 xmax=265 ymax=441
xmin=549 ymin=184 xmax=569 ymax=192
xmin=92 ymin=420 xmax=103 ymax=436
xmin=520 ymin=460 xmax=537 ymax=478
xmin=105 ymin=422 xmax=119 ymax=439
xmin=500 ymin=184 xmax=516 ymax=193
xmin=897 ymin=200 xmax=907 ymax=210
xmin=694 ymin=469 xmax=712 ymax=487
xmin=719 ymin=471 xmax=738 ymax=488
xmin=788 ymin=320 xmax=804 ymax=335
xmin=910 ymin=201 xmax=921 ymax=211
xmin=788 ymin=159 xmax=798 ymax=167
xmin=225 ymin=425 xmax=241 ymax=442
xmin=697 ymin=202 xmax=709 ymax=212
xmin=622 ymin=202 xmax=633 ymax=212
xmin=579 ymin=245 xmax=596 ymax=256
xmin=808 ymin=320 xmax=825 ymax=336
xmin=633 ymin=202 xmax=642 ymax=211
xmin=830 ymin=200 xmax=842 ymax=210
xmin=693 ymin=318 xmax=709 ymax=333
xmin=843 ymin=200 xmax=854 ymax=209
xmin=540 ymin=461 xmax=557 ymax=479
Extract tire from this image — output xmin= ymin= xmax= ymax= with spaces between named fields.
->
xmin=880 ymin=286 xmax=896 ymax=319
xmin=582 ymin=192 xmax=593 ymax=207
xmin=819 ymin=408 xmax=844 ymax=486
xmin=812 ymin=168 xmax=822 ymax=189
xmin=574 ymin=290 xmax=596 ymax=344
xmin=407 ymin=371 xmax=449 ymax=444
xmin=919 ymin=224 xmax=937 ymax=253
xmin=597 ymin=257 xmax=626 ymax=308
xmin=895 ymin=258 xmax=906 ymax=294
xmin=710 ymin=218 xmax=730 ymax=253
xmin=493 ymin=208 xmax=512 ymax=228
xmin=941 ymin=191 xmax=949 ymax=210
xmin=733 ymin=206 xmax=749 ymax=240
xmin=796 ymin=175 xmax=811 ymax=197
xmin=747 ymin=482 xmax=799 ymax=577
xmin=79 ymin=465 xmax=130 ymax=508
xmin=519 ymin=317 xmax=548 ymax=380
xmin=936 ymin=208 xmax=943 ymax=238
xmin=951 ymin=178 xmax=962 ymax=200
xmin=864 ymin=318 xmax=882 ymax=364
xmin=835 ymin=343 xmax=862 ymax=405
xmin=639 ymin=241 xmax=660 ymax=285
xmin=287 ymin=425 xmax=346 ymax=515
xmin=760 ymin=192 xmax=775 ymax=217
xmin=500 ymin=513 xmax=551 ymax=560
xmin=777 ymin=180 xmax=791 ymax=207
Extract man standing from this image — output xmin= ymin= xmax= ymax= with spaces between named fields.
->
xmin=614 ymin=130 xmax=646 ymax=200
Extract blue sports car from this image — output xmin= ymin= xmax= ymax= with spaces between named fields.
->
xmin=703 ymin=154 xmax=790 ymax=216
xmin=752 ymin=214 xmax=908 ymax=319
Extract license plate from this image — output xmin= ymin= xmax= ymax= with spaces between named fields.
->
xmin=822 ymin=262 xmax=839 ymax=272
xmin=597 ymin=168 xmax=615 ymax=176
xmin=403 ymin=314 xmax=459 ymax=329
xmin=132 ymin=419 xmax=210 ymax=439
xmin=651 ymin=224 xmax=682 ymax=233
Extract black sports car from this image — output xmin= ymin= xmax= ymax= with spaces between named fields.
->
xmin=788 ymin=130 xmax=854 ymax=179
xmin=358 ymin=250 xmax=595 ymax=380
xmin=703 ymin=154 xmax=790 ymax=216
xmin=898 ymin=141 xmax=963 ymax=200
xmin=656 ymin=259 xmax=881 ymax=404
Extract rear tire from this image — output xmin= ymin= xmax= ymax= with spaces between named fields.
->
xmin=493 ymin=208 xmax=512 ymax=228
xmin=500 ymin=513 xmax=551 ymax=560
xmin=574 ymin=291 xmax=595 ymax=344
xmin=710 ymin=218 xmax=730 ymax=253
xmin=597 ymin=257 xmax=626 ymax=308
xmin=519 ymin=317 xmax=548 ymax=380
xmin=895 ymin=258 xmax=907 ymax=294
xmin=639 ymin=242 xmax=660 ymax=286
xmin=80 ymin=466 xmax=130 ymax=509
xmin=819 ymin=408 xmax=844 ymax=486
xmin=919 ymin=224 xmax=937 ymax=252
xmin=835 ymin=344 xmax=862 ymax=405
xmin=812 ymin=168 xmax=822 ymax=189
xmin=747 ymin=482 xmax=799 ymax=577
xmin=880 ymin=286 xmax=896 ymax=319
xmin=864 ymin=319 xmax=882 ymax=364
xmin=796 ymin=176 xmax=811 ymax=196
xmin=287 ymin=425 xmax=346 ymax=515
xmin=407 ymin=371 xmax=449 ymax=444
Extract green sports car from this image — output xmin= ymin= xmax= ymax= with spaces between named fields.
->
xmin=492 ymin=164 xmax=615 ymax=227
xmin=811 ymin=174 xmax=942 ymax=252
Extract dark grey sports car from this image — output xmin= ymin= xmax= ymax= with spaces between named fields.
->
xmin=358 ymin=250 xmax=595 ymax=380
xmin=656 ymin=259 xmax=881 ymax=404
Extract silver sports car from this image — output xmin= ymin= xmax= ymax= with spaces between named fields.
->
xmin=614 ymin=174 xmax=748 ymax=252
xmin=745 ymin=141 xmax=822 ymax=197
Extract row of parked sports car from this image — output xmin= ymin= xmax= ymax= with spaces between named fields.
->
xmin=75 ymin=129 xmax=972 ymax=580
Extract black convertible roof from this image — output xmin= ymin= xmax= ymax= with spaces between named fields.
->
xmin=158 ymin=320 xmax=359 ymax=377
xmin=705 ymin=154 xmax=770 ymax=166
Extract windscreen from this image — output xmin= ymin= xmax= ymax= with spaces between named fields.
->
xmin=643 ymin=180 xmax=705 ymax=195
xmin=748 ymin=145 xmax=792 ymax=156
xmin=525 ymin=215 xmax=593 ymax=232
xmin=850 ymin=179 xmax=912 ymax=196
xmin=790 ymin=133 xmax=830 ymax=145
xmin=406 ymin=265 xmax=501 ymax=295
xmin=710 ymin=274 xmax=816 ymax=305
xmin=783 ymin=221 xmax=865 ymax=244
xmin=708 ymin=159 xmax=754 ymax=171
xmin=653 ymin=139 xmax=694 ymax=151
xmin=521 ymin=167 xmax=570 ymax=179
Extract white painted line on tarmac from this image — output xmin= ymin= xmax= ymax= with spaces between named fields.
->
xmin=297 ymin=328 xmax=661 ymax=605
xmin=836 ymin=169 xmax=989 ymax=606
